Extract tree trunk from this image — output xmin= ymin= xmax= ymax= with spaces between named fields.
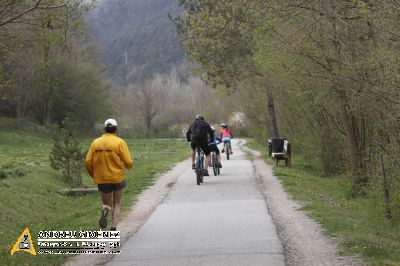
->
xmin=267 ymin=91 xmax=279 ymax=138
xmin=331 ymin=12 xmax=366 ymax=193
xmin=340 ymin=95 xmax=367 ymax=194
xmin=145 ymin=116 xmax=151 ymax=138
xmin=379 ymin=153 xmax=392 ymax=219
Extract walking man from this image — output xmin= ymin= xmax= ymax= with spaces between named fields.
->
xmin=85 ymin=119 xmax=133 ymax=231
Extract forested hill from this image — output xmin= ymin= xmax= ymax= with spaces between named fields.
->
xmin=86 ymin=0 xmax=185 ymax=85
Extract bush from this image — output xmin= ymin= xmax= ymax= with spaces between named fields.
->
xmin=0 ymin=166 xmax=26 ymax=179
xmin=0 ymin=170 xmax=7 ymax=179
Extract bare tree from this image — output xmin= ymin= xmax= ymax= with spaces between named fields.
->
xmin=133 ymin=75 xmax=164 ymax=138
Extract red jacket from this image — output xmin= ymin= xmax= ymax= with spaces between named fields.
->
xmin=220 ymin=128 xmax=233 ymax=138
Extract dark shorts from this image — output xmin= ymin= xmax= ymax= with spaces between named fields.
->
xmin=209 ymin=144 xmax=220 ymax=155
xmin=98 ymin=180 xmax=126 ymax=193
xmin=191 ymin=141 xmax=211 ymax=155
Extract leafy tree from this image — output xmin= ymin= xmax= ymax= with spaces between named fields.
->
xmin=45 ymin=58 xmax=111 ymax=129
xmin=174 ymin=0 xmax=281 ymax=138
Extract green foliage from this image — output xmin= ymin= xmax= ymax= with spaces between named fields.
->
xmin=0 ymin=0 xmax=109 ymax=133
xmin=174 ymin=0 xmax=257 ymax=89
xmin=49 ymin=59 xmax=111 ymax=129
xmin=49 ymin=118 xmax=84 ymax=186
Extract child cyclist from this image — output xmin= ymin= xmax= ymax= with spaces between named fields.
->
xmin=220 ymin=123 xmax=234 ymax=154
xmin=208 ymin=126 xmax=222 ymax=168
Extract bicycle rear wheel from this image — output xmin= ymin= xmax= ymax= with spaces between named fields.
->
xmin=196 ymin=171 xmax=201 ymax=185
xmin=196 ymin=152 xmax=202 ymax=185
xmin=225 ymin=143 xmax=230 ymax=160
xmin=212 ymin=153 xmax=217 ymax=176
xmin=200 ymin=153 xmax=204 ymax=183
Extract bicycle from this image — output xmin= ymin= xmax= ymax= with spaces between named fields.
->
xmin=223 ymin=141 xmax=232 ymax=160
xmin=194 ymin=146 xmax=204 ymax=185
xmin=211 ymin=150 xmax=220 ymax=176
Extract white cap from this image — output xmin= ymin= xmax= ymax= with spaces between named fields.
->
xmin=104 ymin=118 xmax=117 ymax=128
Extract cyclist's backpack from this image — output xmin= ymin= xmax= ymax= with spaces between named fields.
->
xmin=191 ymin=119 xmax=208 ymax=142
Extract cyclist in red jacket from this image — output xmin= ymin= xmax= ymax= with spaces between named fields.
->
xmin=220 ymin=123 xmax=233 ymax=154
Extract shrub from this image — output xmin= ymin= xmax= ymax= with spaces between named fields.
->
xmin=0 ymin=170 xmax=7 ymax=179
xmin=49 ymin=118 xmax=83 ymax=186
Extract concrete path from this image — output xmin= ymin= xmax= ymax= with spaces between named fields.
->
xmin=108 ymin=140 xmax=284 ymax=266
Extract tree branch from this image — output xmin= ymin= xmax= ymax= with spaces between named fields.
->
xmin=0 ymin=0 xmax=42 ymax=27
xmin=38 ymin=2 xmax=70 ymax=10
xmin=0 ymin=0 xmax=69 ymax=28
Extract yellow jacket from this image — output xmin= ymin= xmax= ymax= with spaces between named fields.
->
xmin=85 ymin=133 xmax=133 ymax=184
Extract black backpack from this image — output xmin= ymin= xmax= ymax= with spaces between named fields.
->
xmin=191 ymin=119 xmax=208 ymax=142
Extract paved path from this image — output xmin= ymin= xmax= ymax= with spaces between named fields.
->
xmin=108 ymin=140 xmax=284 ymax=266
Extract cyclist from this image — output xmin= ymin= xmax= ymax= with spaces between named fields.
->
xmin=186 ymin=115 xmax=214 ymax=176
xmin=208 ymin=126 xmax=222 ymax=168
xmin=220 ymin=123 xmax=234 ymax=154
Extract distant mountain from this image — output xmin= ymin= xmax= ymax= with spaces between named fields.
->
xmin=86 ymin=0 xmax=185 ymax=85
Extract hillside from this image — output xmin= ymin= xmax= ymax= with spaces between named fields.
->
xmin=86 ymin=0 xmax=185 ymax=84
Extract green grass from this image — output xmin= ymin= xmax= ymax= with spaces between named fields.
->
xmin=246 ymin=139 xmax=400 ymax=266
xmin=0 ymin=130 xmax=189 ymax=265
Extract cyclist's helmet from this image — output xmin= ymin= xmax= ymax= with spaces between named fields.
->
xmin=221 ymin=123 xmax=228 ymax=128
xmin=195 ymin=114 xmax=204 ymax=120
xmin=211 ymin=126 xmax=216 ymax=131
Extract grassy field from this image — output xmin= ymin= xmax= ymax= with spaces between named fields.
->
xmin=0 ymin=130 xmax=189 ymax=265
xmin=246 ymin=139 xmax=400 ymax=266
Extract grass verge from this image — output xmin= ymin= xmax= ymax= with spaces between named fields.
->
xmin=246 ymin=139 xmax=400 ymax=266
xmin=0 ymin=130 xmax=189 ymax=265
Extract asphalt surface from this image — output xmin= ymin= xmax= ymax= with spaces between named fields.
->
xmin=107 ymin=140 xmax=284 ymax=266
